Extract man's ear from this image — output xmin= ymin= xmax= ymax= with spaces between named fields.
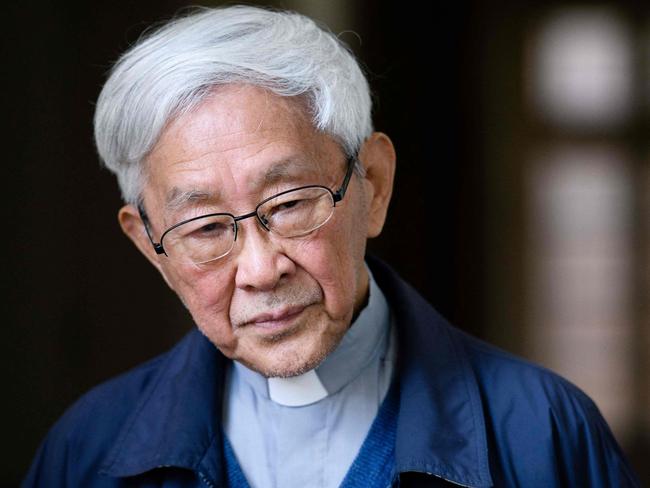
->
xmin=358 ymin=132 xmax=396 ymax=238
xmin=118 ymin=204 xmax=175 ymax=288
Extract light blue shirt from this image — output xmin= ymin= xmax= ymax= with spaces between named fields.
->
xmin=222 ymin=266 xmax=395 ymax=488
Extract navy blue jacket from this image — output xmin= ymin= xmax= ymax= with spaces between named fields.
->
xmin=24 ymin=257 xmax=640 ymax=487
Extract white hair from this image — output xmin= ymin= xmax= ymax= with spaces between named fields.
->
xmin=94 ymin=5 xmax=373 ymax=204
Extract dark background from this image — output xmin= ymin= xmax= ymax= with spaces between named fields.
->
xmin=4 ymin=1 xmax=648 ymax=485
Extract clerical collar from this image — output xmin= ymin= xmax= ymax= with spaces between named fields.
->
xmin=232 ymin=264 xmax=391 ymax=406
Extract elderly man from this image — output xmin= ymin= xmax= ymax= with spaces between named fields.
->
xmin=25 ymin=5 xmax=639 ymax=488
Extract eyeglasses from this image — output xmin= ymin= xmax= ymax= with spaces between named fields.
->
xmin=139 ymin=154 xmax=357 ymax=265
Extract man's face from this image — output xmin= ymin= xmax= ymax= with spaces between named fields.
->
xmin=121 ymin=85 xmax=395 ymax=377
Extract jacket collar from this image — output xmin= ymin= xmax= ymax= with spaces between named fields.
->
xmin=101 ymin=256 xmax=492 ymax=487
xmin=367 ymin=256 xmax=492 ymax=487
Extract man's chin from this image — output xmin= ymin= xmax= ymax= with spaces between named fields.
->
xmin=237 ymin=346 xmax=329 ymax=378
xmin=234 ymin=331 xmax=343 ymax=378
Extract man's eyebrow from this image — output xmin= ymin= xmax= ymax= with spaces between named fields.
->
xmin=253 ymin=158 xmax=315 ymax=188
xmin=165 ymin=187 xmax=218 ymax=212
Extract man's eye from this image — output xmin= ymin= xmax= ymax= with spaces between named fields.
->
xmin=189 ymin=221 xmax=230 ymax=238
xmin=276 ymin=199 xmax=301 ymax=211
xmin=266 ymin=197 xmax=316 ymax=221
xmin=200 ymin=223 xmax=219 ymax=232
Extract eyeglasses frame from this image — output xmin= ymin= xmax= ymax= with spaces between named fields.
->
xmin=138 ymin=153 xmax=358 ymax=260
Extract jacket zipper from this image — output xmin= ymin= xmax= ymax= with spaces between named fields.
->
xmin=198 ymin=470 xmax=216 ymax=487
xmin=396 ymin=470 xmax=476 ymax=487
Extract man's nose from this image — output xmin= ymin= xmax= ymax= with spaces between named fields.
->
xmin=233 ymin=219 xmax=296 ymax=291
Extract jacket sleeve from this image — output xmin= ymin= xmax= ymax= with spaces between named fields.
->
xmin=21 ymin=394 xmax=115 ymax=488
xmin=22 ymin=403 xmax=81 ymax=487
xmin=547 ymin=380 xmax=640 ymax=487
xmin=471 ymin=342 xmax=642 ymax=487
xmin=23 ymin=430 xmax=70 ymax=487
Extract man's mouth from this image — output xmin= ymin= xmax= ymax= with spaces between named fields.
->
xmin=244 ymin=305 xmax=308 ymax=329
